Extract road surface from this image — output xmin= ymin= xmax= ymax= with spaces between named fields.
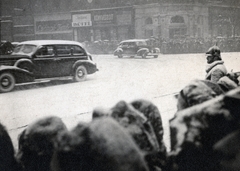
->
xmin=1 ymin=52 xmax=240 ymax=150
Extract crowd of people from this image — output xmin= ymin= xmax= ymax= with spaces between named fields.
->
xmin=83 ymin=37 xmax=240 ymax=55
xmin=1 ymin=45 xmax=240 ymax=171
xmin=2 ymin=37 xmax=240 ymax=55
xmin=160 ymin=37 xmax=240 ymax=54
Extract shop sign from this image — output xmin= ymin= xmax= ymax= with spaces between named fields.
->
xmin=72 ymin=14 xmax=92 ymax=27
xmin=93 ymin=13 xmax=114 ymax=25
xmin=36 ymin=20 xmax=71 ymax=33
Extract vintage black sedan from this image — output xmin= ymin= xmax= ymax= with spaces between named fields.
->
xmin=0 ymin=40 xmax=98 ymax=93
xmin=113 ymin=39 xmax=160 ymax=58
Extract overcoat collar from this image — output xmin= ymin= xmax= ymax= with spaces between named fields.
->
xmin=206 ymin=61 xmax=224 ymax=73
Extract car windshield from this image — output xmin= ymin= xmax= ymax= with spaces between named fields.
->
xmin=12 ymin=44 xmax=37 ymax=55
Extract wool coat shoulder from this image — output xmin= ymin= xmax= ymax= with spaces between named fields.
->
xmin=205 ymin=61 xmax=227 ymax=83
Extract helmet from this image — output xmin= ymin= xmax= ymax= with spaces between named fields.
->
xmin=206 ymin=45 xmax=221 ymax=58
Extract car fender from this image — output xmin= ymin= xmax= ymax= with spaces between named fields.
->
xmin=137 ymin=48 xmax=149 ymax=56
xmin=14 ymin=58 xmax=33 ymax=67
xmin=72 ymin=60 xmax=97 ymax=75
xmin=153 ymin=48 xmax=161 ymax=53
xmin=0 ymin=65 xmax=34 ymax=83
xmin=14 ymin=58 xmax=34 ymax=71
xmin=114 ymin=47 xmax=123 ymax=56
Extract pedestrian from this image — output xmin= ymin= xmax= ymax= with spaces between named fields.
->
xmin=52 ymin=117 xmax=149 ymax=171
xmin=205 ymin=45 xmax=227 ymax=83
xmin=17 ymin=116 xmax=67 ymax=171
xmin=0 ymin=122 xmax=22 ymax=171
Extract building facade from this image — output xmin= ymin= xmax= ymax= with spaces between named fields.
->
xmin=34 ymin=13 xmax=72 ymax=40
xmin=71 ymin=6 xmax=134 ymax=42
xmin=134 ymin=3 xmax=209 ymax=40
xmin=1 ymin=0 xmax=240 ymax=43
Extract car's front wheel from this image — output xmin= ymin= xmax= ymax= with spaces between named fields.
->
xmin=118 ymin=54 xmax=123 ymax=58
xmin=74 ymin=65 xmax=87 ymax=82
xmin=0 ymin=72 xmax=16 ymax=93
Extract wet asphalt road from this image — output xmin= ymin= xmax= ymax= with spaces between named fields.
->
xmin=1 ymin=52 xmax=240 ymax=149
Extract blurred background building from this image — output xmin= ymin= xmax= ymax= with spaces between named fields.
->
xmin=1 ymin=0 xmax=240 ymax=44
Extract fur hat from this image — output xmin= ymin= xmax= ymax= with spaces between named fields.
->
xmin=206 ymin=45 xmax=221 ymax=59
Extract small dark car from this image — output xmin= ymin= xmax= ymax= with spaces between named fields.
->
xmin=0 ymin=40 xmax=98 ymax=93
xmin=113 ymin=39 xmax=160 ymax=58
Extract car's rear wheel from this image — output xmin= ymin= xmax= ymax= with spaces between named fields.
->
xmin=0 ymin=72 xmax=15 ymax=93
xmin=74 ymin=65 xmax=87 ymax=82
xmin=154 ymin=55 xmax=158 ymax=58
xmin=142 ymin=52 xmax=147 ymax=58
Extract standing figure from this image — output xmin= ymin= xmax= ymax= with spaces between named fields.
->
xmin=205 ymin=45 xmax=227 ymax=83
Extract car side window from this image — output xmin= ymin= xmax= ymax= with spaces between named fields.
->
xmin=56 ymin=45 xmax=71 ymax=56
xmin=71 ymin=45 xmax=85 ymax=56
xmin=128 ymin=42 xmax=136 ymax=47
xmin=35 ymin=45 xmax=55 ymax=57
xmin=137 ymin=41 xmax=146 ymax=46
xmin=121 ymin=42 xmax=128 ymax=48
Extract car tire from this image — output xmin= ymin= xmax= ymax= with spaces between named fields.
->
xmin=142 ymin=52 xmax=147 ymax=58
xmin=118 ymin=54 xmax=123 ymax=58
xmin=74 ymin=65 xmax=87 ymax=82
xmin=154 ymin=55 xmax=158 ymax=58
xmin=0 ymin=72 xmax=15 ymax=93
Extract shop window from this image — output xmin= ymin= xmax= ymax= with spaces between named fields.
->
xmin=101 ymin=29 xmax=109 ymax=41
xmin=145 ymin=17 xmax=153 ymax=25
xmin=170 ymin=15 xmax=184 ymax=23
xmin=94 ymin=29 xmax=101 ymax=41
xmin=111 ymin=28 xmax=117 ymax=41
xmin=118 ymin=27 xmax=129 ymax=40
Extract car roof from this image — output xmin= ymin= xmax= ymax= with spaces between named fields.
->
xmin=119 ymin=39 xmax=147 ymax=44
xmin=17 ymin=40 xmax=83 ymax=46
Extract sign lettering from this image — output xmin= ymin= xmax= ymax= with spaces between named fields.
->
xmin=72 ymin=14 xmax=92 ymax=27
xmin=94 ymin=14 xmax=114 ymax=21
xmin=36 ymin=20 xmax=71 ymax=33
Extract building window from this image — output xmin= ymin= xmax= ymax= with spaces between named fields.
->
xmin=145 ymin=17 xmax=153 ymax=25
xmin=170 ymin=15 xmax=184 ymax=23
